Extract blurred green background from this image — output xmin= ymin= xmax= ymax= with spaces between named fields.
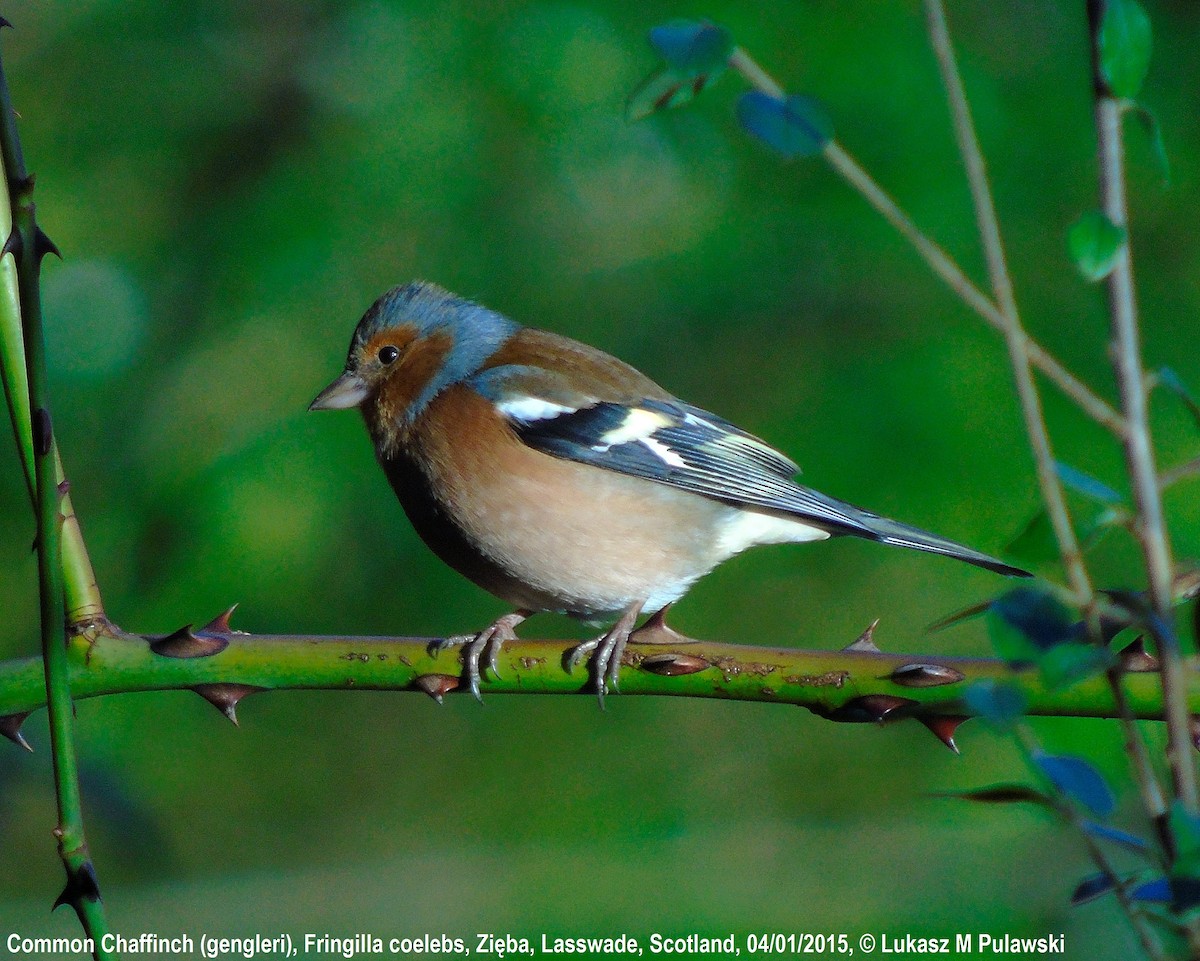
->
xmin=1 ymin=1 xmax=1198 ymax=957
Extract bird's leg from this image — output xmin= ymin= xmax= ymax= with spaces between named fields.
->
xmin=430 ymin=609 xmax=531 ymax=702
xmin=564 ymin=600 xmax=644 ymax=706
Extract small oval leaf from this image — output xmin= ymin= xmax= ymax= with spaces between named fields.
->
xmin=1157 ymin=366 xmax=1200 ymax=431
xmin=1131 ymin=877 xmax=1171 ymax=904
xmin=648 ymin=20 xmax=733 ymax=75
xmin=1055 ymin=461 xmax=1123 ymax=505
xmin=1072 ymin=872 xmax=1118 ymax=906
xmin=1067 ymin=210 xmax=1127 ymax=282
xmin=1099 ymin=0 xmax=1152 ymax=99
xmin=736 ymin=92 xmax=833 ymax=159
xmin=1132 ymin=105 xmax=1171 ymax=185
xmin=963 ymin=680 xmax=1027 ymax=727
xmin=1081 ymin=819 xmax=1151 ymax=853
xmin=1034 ymin=752 xmax=1115 ymax=818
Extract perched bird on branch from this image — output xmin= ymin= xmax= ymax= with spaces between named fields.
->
xmin=311 ymin=281 xmax=1027 ymax=701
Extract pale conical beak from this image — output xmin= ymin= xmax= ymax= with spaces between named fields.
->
xmin=309 ymin=370 xmax=369 ymax=411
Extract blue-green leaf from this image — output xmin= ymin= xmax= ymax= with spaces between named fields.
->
xmin=648 ymin=20 xmax=733 ymax=75
xmin=736 ymin=92 xmax=832 ymax=158
xmin=1055 ymin=461 xmax=1123 ymax=505
xmin=1099 ymin=0 xmax=1152 ymax=99
xmin=626 ymin=67 xmax=705 ymax=121
xmin=963 ymin=680 xmax=1026 ymax=728
xmin=1132 ymin=105 xmax=1170 ymax=185
xmin=989 ymin=587 xmax=1082 ymax=661
xmin=1157 ymin=366 xmax=1200 ymax=431
xmin=1131 ymin=877 xmax=1171 ymax=903
xmin=626 ymin=21 xmax=733 ymax=122
xmin=1067 ymin=210 xmax=1126 ymax=282
xmin=1005 ymin=510 xmax=1060 ymax=566
xmin=1081 ymin=820 xmax=1151 ymax=853
xmin=1034 ymin=751 xmax=1115 ymax=818
xmin=1038 ymin=643 xmax=1113 ymax=691
xmin=1072 ymin=873 xmax=1117 ymax=906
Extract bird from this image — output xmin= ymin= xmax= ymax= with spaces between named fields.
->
xmin=310 ymin=281 xmax=1028 ymax=701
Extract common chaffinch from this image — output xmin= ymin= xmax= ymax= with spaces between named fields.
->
xmin=311 ymin=281 xmax=1027 ymax=700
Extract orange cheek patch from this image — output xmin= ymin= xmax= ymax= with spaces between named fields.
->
xmin=375 ymin=330 xmax=455 ymax=424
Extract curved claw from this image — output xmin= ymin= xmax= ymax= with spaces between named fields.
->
xmin=564 ymin=601 xmax=644 ymax=708
xmin=432 ymin=610 xmax=530 ymax=702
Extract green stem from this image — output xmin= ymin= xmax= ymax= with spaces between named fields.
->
xmin=0 ymin=26 xmax=113 ymax=956
xmin=0 ymin=621 xmax=1194 ymax=727
xmin=0 ymin=35 xmax=102 ymax=628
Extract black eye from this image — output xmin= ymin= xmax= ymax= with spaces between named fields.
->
xmin=378 ymin=345 xmax=400 ymax=365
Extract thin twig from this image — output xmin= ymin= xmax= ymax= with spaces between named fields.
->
xmin=921 ymin=0 xmax=1093 ymax=607
xmin=924 ymin=1 xmax=1170 ymax=856
xmin=1161 ymin=454 xmax=1200 ymax=490
xmin=0 ymin=29 xmax=113 ymax=955
xmin=727 ymin=48 xmax=1125 ymax=436
xmin=1088 ymin=0 xmax=1197 ymax=815
xmin=1012 ymin=727 xmax=1165 ymax=961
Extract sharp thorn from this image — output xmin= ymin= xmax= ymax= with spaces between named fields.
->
xmin=193 ymin=683 xmax=261 ymax=725
xmin=34 ymin=227 xmax=61 ymax=260
xmin=0 ymin=711 xmax=32 ymax=751
xmin=53 ymin=861 xmax=101 ymax=911
xmin=149 ymin=624 xmax=228 ymax=659
xmin=1118 ymin=636 xmax=1159 ymax=673
xmin=639 ymin=652 xmax=710 ymax=676
xmin=632 ymin=604 xmax=690 ymax=644
xmin=0 ymin=16 xmax=13 ymax=29
xmin=826 ymin=693 xmax=917 ymax=724
xmin=920 ymin=715 xmax=967 ymax=754
xmin=412 ymin=673 xmax=459 ymax=704
xmin=2 ymin=227 xmax=20 ymax=258
xmin=842 ymin=618 xmax=881 ymax=653
xmin=887 ymin=662 xmax=966 ymax=688
xmin=56 ymin=479 xmax=70 ymax=496
xmin=200 ymin=604 xmax=239 ymax=635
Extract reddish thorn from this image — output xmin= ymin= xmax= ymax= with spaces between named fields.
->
xmin=56 ymin=479 xmax=70 ymax=496
xmin=193 ymin=684 xmax=262 ymax=725
xmin=632 ymin=604 xmax=690 ymax=645
xmin=413 ymin=674 xmax=460 ymax=704
xmin=1118 ymin=636 xmax=1159 ymax=673
xmin=639 ymin=652 xmax=710 ymax=676
xmin=149 ymin=625 xmax=228 ymax=659
xmin=920 ymin=715 xmax=967 ymax=754
xmin=888 ymin=662 xmax=966 ymax=688
xmin=842 ymin=618 xmax=881 ymax=653
xmin=200 ymin=604 xmax=239 ymax=636
xmin=826 ymin=693 xmax=917 ymax=724
xmin=0 ymin=711 xmax=32 ymax=752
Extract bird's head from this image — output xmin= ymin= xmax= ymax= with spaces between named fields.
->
xmin=309 ymin=281 xmax=517 ymax=444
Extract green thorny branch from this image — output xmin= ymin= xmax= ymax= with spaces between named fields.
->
xmin=0 ymin=615 xmax=1194 ymax=746
xmin=0 ymin=17 xmax=113 ymax=959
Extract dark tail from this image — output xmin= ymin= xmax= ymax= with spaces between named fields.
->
xmin=854 ymin=513 xmax=1030 ymax=578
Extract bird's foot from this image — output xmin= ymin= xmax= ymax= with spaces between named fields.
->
xmin=564 ymin=602 xmax=644 ymax=708
xmin=430 ymin=610 xmax=530 ymax=702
